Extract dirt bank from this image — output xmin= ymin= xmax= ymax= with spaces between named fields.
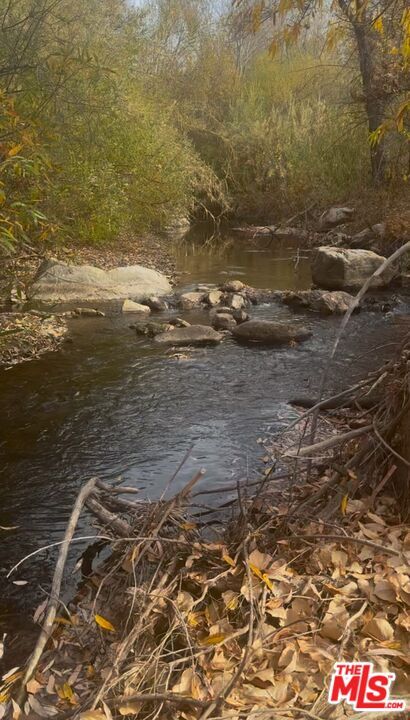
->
xmin=0 ymin=312 xmax=68 ymax=370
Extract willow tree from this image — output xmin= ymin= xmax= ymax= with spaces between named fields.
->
xmin=238 ymin=0 xmax=410 ymax=183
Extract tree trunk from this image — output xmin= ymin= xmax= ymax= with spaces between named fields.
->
xmin=352 ymin=19 xmax=387 ymax=183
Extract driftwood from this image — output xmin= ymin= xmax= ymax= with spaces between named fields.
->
xmin=17 ymin=477 xmax=97 ymax=703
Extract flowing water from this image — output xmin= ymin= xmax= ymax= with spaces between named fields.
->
xmin=0 ymin=226 xmax=407 ymax=660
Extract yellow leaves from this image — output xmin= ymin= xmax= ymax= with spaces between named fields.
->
xmin=200 ymin=633 xmax=226 ymax=646
xmin=251 ymin=2 xmax=264 ymax=34
xmin=57 ymin=682 xmax=74 ymax=702
xmin=372 ymin=16 xmax=384 ymax=35
xmin=94 ymin=614 xmax=116 ymax=632
xmin=222 ymin=590 xmax=239 ymax=611
xmin=222 ymin=553 xmax=235 ymax=567
xmin=7 ymin=144 xmax=23 ymax=158
xmin=340 ymin=494 xmax=348 ymax=515
xmin=248 ymin=562 xmax=274 ymax=591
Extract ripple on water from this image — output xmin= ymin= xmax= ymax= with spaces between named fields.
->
xmin=0 ymin=229 xmax=408 ymax=648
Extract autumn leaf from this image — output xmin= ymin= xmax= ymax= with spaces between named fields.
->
xmin=95 ymin=614 xmax=116 ymax=632
xmin=57 ymin=682 xmax=74 ymax=701
xmin=7 ymin=144 xmax=23 ymax=158
xmin=373 ymin=16 xmax=384 ymax=34
xmin=340 ymin=494 xmax=348 ymax=515
xmin=200 ymin=633 xmax=226 ymax=646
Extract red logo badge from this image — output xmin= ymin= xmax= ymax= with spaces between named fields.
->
xmin=328 ymin=662 xmax=405 ymax=712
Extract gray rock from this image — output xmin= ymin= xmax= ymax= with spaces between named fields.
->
xmin=154 ymin=325 xmax=223 ymax=347
xmin=169 ymin=317 xmax=191 ymax=328
xmin=282 ymin=290 xmax=355 ymax=315
xmin=223 ymin=280 xmax=245 ymax=292
xmin=206 ymin=289 xmax=224 ymax=306
xmin=229 ymin=293 xmax=246 ymax=310
xmin=74 ymin=307 xmax=105 ymax=317
xmin=232 ymin=320 xmax=311 ymax=345
xmin=134 ymin=321 xmax=174 ymax=337
xmin=349 ymin=223 xmax=386 ymax=250
xmin=231 ymin=308 xmax=249 ymax=323
xmin=122 ymin=299 xmax=151 ymax=314
xmin=312 ymin=247 xmax=396 ymax=290
xmin=319 ymin=207 xmax=355 ymax=230
xmin=146 ymin=296 xmax=168 ymax=311
xmin=29 ymin=260 xmax=172 ymax=304
xmin=178 ymin=291 xmax=205 ymax=310
xmin=212 ymin=312 xmax=236 ymax=331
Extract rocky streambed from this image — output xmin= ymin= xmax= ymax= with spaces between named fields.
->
xmin=1 ymin=230 xmax=410 ymax=653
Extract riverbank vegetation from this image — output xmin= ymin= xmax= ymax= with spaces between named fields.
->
xmin=0 ymin=0 xmax=409 ymax=254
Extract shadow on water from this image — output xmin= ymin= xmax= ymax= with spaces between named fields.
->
xmin=0 ymin=226 xmax=408 ymax=660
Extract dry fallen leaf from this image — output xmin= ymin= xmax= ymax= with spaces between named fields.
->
xmin=94 ymin=615 xmax=116 ymax=632
xmin=362 ymin=616 xmax=395 ymax=641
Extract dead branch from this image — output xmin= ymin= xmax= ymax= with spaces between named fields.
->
xmin=17 ymin=477 xmax=97 ymax=704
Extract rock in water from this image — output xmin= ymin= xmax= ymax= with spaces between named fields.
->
xmin=312 ymin=247 xmax=397 ymax=290
xmin=229 ymin=293 xmax=246 ymax=310
xmin=212 ymin=313 xmax=236 ymax=331
xmin=122 ymin=299 xmax=151 ymax=314
xmin=319 ymin=207 xmax=355 ymax=230
xmin=154 ymin=325 xmax=223 ymax=347
xmin=282 ymin=290 xmax=355 ymax=314
xmin=232 ymin=320 xmax=311 ymax=345
xmin=29 ymin=260 xmax=172 ymax=304
xmin=178 ymin=291 xmax=205 ymax=309
xmin=206 ymin=289 xmax=224 ymax=306
xmin=134 ymin=321 xmax=173 ymax=336
xmin=146 ymin=296 xmax=168 ymax=311
xmin=74 ymin=307 xmax=105 ymax=317
xmin=223 ymin=280 xmax=245 ymax=292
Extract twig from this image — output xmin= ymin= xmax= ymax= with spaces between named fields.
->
xmin=279 ymin=534 xmax=402 ymax=556
xmin=286 ymin=424 xmax=372 ymax=458
xmin=105 ymin=691 xmax=208 ymax=709
xmin=17 ymin=478 xmax=97 ymax=704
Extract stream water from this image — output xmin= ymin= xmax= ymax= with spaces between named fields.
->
xmin=0 ymin=226 xmax=408 ymax=661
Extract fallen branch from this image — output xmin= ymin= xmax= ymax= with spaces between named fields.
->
xmin=17 ymin=477 xmax=97 ymax=704
xmin=285 ymin=424 xmax=372 ymax=458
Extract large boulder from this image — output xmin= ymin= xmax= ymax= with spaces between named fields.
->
xmin=312 ymin=247 xmax=396 ymax=290
xmin=232 ymin=320 xmax=311 ymax=345
xmin=29 ymin=260 xmax=172 ymax=304
xmin=282 ymin=289 xmax=355 ymax=315
xmin=154 ymin=325 xmax=223 ymax=347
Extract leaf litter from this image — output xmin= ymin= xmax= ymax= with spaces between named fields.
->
xmin=2 ymin=343 xmax=410 ymax=719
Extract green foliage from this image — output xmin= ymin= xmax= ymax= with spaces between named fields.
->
xmin=0 ymin=0 xmax=407 ymax=254
xmin=219 ymin=56 xmax=370 ymax=219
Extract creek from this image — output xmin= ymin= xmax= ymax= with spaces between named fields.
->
xmin=0 ymin=226 xmax=407 ymax=659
